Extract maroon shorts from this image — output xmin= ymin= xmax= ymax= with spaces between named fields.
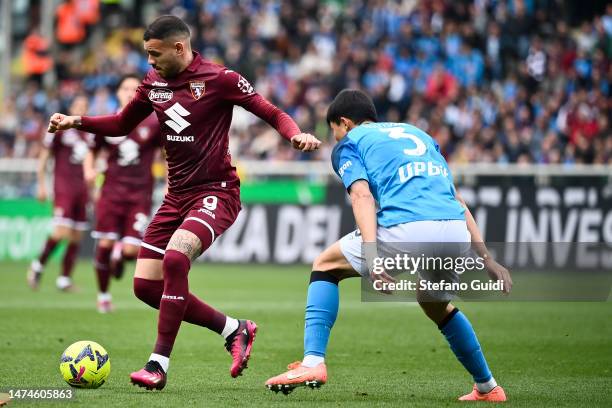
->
xmin=138 ymin=184 xmax=241 ymax=260
xmin=53 ymin=189 xmax=89 ymax=231
xmin=92 ymin=197 xmax=152 ymax=246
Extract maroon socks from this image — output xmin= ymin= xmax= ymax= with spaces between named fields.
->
xmin=62 ymin=242 xmax=79 ymax=278
xmin=134 ymin=277 xmax=227 ymax=335
xmin=153 ymin=250 xmax=191 ymax=357
xmin=38 ymin=237 xmax=59 ymax=265
xmin=95 ymin=246 xmax=113 ymax=293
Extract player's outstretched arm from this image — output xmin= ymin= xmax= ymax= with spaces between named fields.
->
xmin=455 ymin=190 xmax=512 ymax=293
xmin=47 ymin=113 xmax=80 ymax=133
xmin=221 ymin=69 xmax=321 ymax=151
xmin=48 ymin=94 xmax=153 ymax=136
xmin=349 ymin=180 xmax=396 ymax=287
xmin=290 ymin=133 xmax=322 ymax=152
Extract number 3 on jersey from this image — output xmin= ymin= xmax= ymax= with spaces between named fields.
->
xmin=380 ymin=127 xmax=426 ymax=156
xmin=165 ymin=102 xmax=191 ymax=133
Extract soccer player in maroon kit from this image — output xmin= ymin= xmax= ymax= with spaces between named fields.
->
xmin=83 ymin=73 xmax=163 ymax=313
xmin=28 ymin=94 xmax=93 ymax=291
xmin=47 ymin=15 xmax=321 ymax=390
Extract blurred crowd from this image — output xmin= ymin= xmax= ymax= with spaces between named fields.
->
xmin=1 ymin=0 xmax=610 ymax=164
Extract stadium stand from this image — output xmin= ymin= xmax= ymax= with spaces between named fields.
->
xmin=1 ymin=0 xmax=610 ymax=164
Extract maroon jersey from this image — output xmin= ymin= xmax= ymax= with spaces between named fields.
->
xmin=80 ymin=52 xmax=300 ymax=195
xmin=43 ymin=129 xmax=93 ymax=195
xmin=93 ymin=113 xmax=161 ymax=204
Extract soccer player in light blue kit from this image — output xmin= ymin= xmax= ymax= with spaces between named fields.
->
xmin=266 ymin=90 xmax=512 ymax=402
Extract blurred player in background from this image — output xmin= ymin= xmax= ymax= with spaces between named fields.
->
xmin=83 ymin=73 xmax=163 ymax=313
xmin=47 ymin=15 xmax=321 ymax=390
xmin=266 ymin=90 xmax=512 ymax=402
xmin=28 ymin=94 xmax=93 ymax=291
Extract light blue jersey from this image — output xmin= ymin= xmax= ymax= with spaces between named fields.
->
xmin=331 ymin=122 xmax=465 ymax=227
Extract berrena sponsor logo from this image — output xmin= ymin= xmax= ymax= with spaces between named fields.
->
xmin=152 ymin=81 xmax=168 ymax=86
xmin=148 ymin=88 xmax=173 ymax=103
xmin=167 ymin=135 xmax=194 ymax=142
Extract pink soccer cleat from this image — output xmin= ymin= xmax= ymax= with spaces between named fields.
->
xmin=224 ymin=320 xmax=257 ymax=378
xmin=130 ymin=360 xmax=167 ymax=391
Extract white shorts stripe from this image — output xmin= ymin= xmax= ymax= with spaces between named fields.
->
xmin=52 ymin=217 xmax=75 ymax=228
xmin=184 ymin=217 xmax=215 ymax=242
xmin=53 ymin=217 xmax=89 ymax=231
xmin=91 ymin=231 xmax=120 ymax=240
xmin=74 ymin=222 xmax=90 ymax=231
xmin=141 ymin=242 xmax=165 ymax=255
xmin=122 ymin=236 xmax=142 ymax=246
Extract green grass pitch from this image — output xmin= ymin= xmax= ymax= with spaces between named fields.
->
xmin=0 ymin=260 xmax=610 ymax=407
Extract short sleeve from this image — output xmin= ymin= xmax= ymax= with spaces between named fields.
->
xmin=332 ymin=140 xmax=369 ymax=190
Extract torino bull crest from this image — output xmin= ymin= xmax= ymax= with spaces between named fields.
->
xmin=190 ymin=81 xmax=206 ymax=100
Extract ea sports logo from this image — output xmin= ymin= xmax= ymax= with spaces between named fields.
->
xmin=148 ymin=88 xmax=173 ymax=103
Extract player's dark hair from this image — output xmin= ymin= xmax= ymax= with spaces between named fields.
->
xmin=143 ymin=15 xmax=190 ymax=41
xmin=117 ymin=73 xmax=141 ymax=88
xmin=72 ymin=93 xmax=89 ymax=103
xmin=326 ymin=89 xmax=378 ymax=125
xmin=65 ymin=93 xmax=89 ymax=112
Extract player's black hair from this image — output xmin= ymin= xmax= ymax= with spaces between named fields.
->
xmin=326 ymin=89 xmax=378 ymax=126
xmin=143 ymin=15 xmax=190 ymax=41
xmin=64 ymin=92 xmax=89 ymax=112
xmin=116 ymin=73 xmax=141 ymax=88
xmin=71 ymin=93 xmax=89 ymax=103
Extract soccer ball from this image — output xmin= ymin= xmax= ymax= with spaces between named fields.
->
xmin=59 ymin=341 xmax=110 ymax=388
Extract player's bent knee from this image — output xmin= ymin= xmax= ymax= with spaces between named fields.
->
xmin=419 ymin=300 xmax=454 ymax=325
xmin=98 ymin=238 xmax=114 ymax=249
xmin=313 ymin=243 xmax=347 ymax=271
xmin=70 ymin=229 xmax=83 ymax=242
xmin=133 ymin=277 xmax=162 ymax=309
xmin=134 ymin=258 xmax=163 ymax=280
xmin=312 ymin=244 xmax=356 ymax=281
xmin=162 ymin=250 xmax=191 ymax=280
xmin=312 ymin=258 xmax=358 ymax=282
xmin=52 ymin=226 xmax=70 ymax=241
xmin=312 ymin=253 xmax=329 ymax=271
xmin=310 ymin=270 xmax=340 ymax=285
xmin=133 ymin=279 xmax=149 ymax=303
xmin=122 ymin=244 xmax=139 ymax=258
xmin=167 ymin=228 xmax=206 ymax=261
